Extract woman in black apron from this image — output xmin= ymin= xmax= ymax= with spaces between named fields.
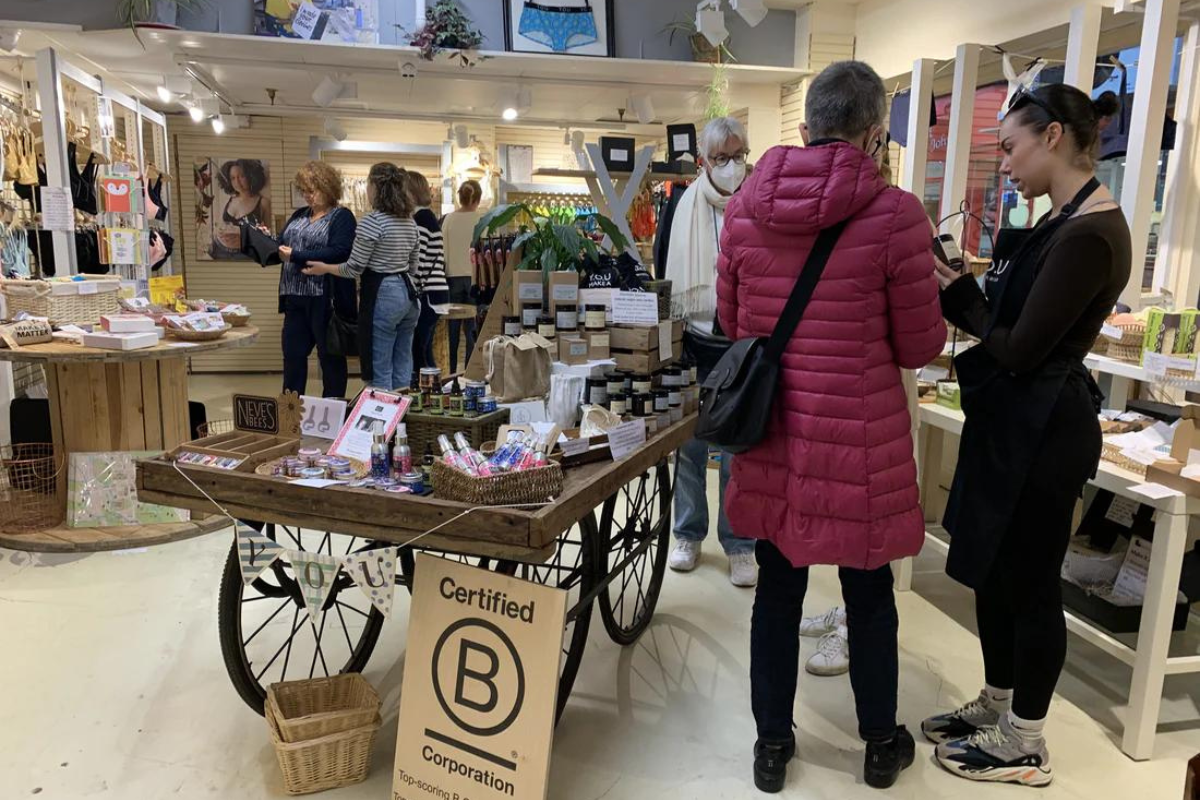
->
xmin=921 ymin=85 xmax=1129 ymax=787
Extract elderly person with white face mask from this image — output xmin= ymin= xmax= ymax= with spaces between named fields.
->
xmin=665 ymin=116 xmax=758 ymax=588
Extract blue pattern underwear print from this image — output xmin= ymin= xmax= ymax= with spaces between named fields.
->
xmin=518 ymin=1 xmax=599 ymax=52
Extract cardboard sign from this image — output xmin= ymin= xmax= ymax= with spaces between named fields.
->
xmin=394 ymin=555 xmax=567 ymax=800
xmin=291 ymin=0 xmax=325 ymax=39
xmin=234 ymin=394 xmax=281 ymax=434
xmin=607 ymin=418 xmax=647 ymax=461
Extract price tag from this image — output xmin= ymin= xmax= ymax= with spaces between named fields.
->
xmin=1101 ymin=323 xmax=1123 ymax=341
xmin=1105 ymin=496 xmax=1138 ymax=528
xmin=607 ymin=418 xmax=647 ymax=461
xmin=560 ymin=437 xmax=590 ymax=457
xmin=1143 ymin=352 xmax=1169 ymax=378
xmin=658 ymin=321 xmax=673 ymax=361
xmin=611 ymin=291 xmax=659 ymax=326
xmin=77 ymin=281 xmax=99 ymax=295
xmin=40 ymin=187 xmax=74 ymax=231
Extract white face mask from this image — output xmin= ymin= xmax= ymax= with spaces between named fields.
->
xmin=709 ymin=161 xmax=747 ymax=193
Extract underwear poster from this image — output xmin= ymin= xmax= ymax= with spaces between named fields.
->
xmin=503 ymin=0 xmax=614 ymax=57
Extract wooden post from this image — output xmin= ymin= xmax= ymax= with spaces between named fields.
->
xmin=1064 ymin=4 xmax=1103 ymax=91
xmin=1164 ymin=22 xmax=1200 ymax=304
xmin=901 ymin=59 xmax=936 ymax=202
xmin=1119 ymin=0 xmax=1182 ymax=307
xmin=939 ymin=45 xmax=981 ymax=233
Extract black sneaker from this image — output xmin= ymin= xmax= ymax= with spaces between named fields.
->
xmin=864 ymin=725 xmax=915 ymax=789
xmin=753 ymin=736 xmax=796 ymax=793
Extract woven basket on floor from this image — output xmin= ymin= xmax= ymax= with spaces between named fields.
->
xmin=267 ymin=674 xmax=381 ymax=743
xmin=432 ymin=459 xmax=563 ymax=505
xmin=1 ymin=277 xmax=121 ymax=325
xmin=267 ymin=704 xmax=380 ymax=795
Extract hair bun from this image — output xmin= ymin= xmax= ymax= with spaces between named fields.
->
xmin=1093 ymin=91 xmax=1120 ymax=119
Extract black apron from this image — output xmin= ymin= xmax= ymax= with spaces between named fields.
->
xmin=357 ymin=270 xmax=417 ymax=387
xmin=942 ymin=179 xmax=1106 ymax=589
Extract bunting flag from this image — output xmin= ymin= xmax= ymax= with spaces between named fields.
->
xmin=289 ymin=551 xmax=343 ymax=627
xmin=343 ymin=547 xmax=399 ymax=618
xmin=236 ymin=523 xmax=285 ymax=586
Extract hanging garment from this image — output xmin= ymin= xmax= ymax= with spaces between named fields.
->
xmin=76 ymin=229 xmax=107 ymax=274
xmin=147 ymin=174 xmax=168 ymax=221
xmin=69 ymin=142 xmax=99 ymax=215
xmin=518 ymin=1 xmax=599 ymax=52
xmin=887 ymin=91 xmax=939 ymax=147
xmin=150 ymin=229 xmax=175 ymax=272
xmin=240 ymin=221 xmax=282 ymax=267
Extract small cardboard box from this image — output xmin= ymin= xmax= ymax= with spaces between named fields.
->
xmin=101 ymin=314 xmax=157 ymax=333
xmin=587 ymin=331 xmax=610 ymax=360
xmin=82 ymin=331 xmax=159 ymax=351
xmin=559 ymin=336 xmax=590 ymax=366
xmin=549 ymin=271 xmax=579 ymax=315
xmin=1170 ymin=405 xmax=1200 ymax=464
xmin=512 ymin=270 xmax=544 ymax=311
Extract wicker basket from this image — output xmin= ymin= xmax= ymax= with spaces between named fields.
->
xmin=1100 ymin=441 xmax=1151 ymax=478
xmin=643 ymin=279 xmax=673 ymax=321
xmin=267 ymin=704 xmax=380 ymax=795
xmin=1 ymin=278 xmax=121 ymax=325
xmin=405 ymin=407 xmax=510 ymax=458
xmin=432 ymin=459 xmax=563 ymax=505
xmin=0 ymin=443 xmax=64 ymax=531
xmin=267 ymin=674 xmax=381 ymax=744
xmin=222 ymin=311 xmax=252 ymax=328
xmin=1102 ymin=321 xmax=1146 ymax=363
xmin=169 ymin=325 xmax=231 ymax=342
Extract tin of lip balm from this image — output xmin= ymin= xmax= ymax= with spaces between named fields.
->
xmin=465 ymin=381 xmax=487 ymax=400
xmin=299 ymin=467 xmax=326 ymax=480
xmin=327 ymin=457 xmax=351 ymax=469
xmin=332 ymin=467 xmax=357 ymax=480
xmin=314 ymin=456 xmax=334 ymax=469
xmin=479 ymin=395 xmax=498 ymax=413
xmin=375 ymin=477 xmax=399 ymax=489
xmin=298 ymin=447 xmax=322 ymax=462
xmin=347 ymin=478 xmax=375 ymax=489
xmin=401 ymin=472 xmax=426 ymax=494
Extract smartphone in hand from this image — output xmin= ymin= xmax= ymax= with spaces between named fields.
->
xmin=932 ymin=233 xmax=965 ymax=272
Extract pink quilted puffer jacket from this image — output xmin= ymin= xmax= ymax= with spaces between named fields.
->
xmin=716 ymin=142 xmax=946 ymax=570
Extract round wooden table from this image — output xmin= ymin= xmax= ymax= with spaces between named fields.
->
xmin=0 ymin=326 xmax=257 ymax=551
xmin=433 ymin=303 xmax=476 ymax=376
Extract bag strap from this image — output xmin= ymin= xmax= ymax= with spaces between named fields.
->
xmin=764 ymin=220 xmax=849 ymax=362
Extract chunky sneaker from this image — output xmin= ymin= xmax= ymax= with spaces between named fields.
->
xmin=668 ymin=539 xmax=701 ymax=572
xmin=922 ymin=692 xmax=1001 ymax=744
xmin=753 ymin=736 xmax=796 ymax=794
xmin=728 ymin=551 xmax=759 ymax=587
xmin=805 ymin=624 xmax=850 ymax=676
xmin=864 ymin=725 xmax=916 ymax=789
xmin=800 ymin=605 xmax=846 ymax=637
xmin=935 ymin=716 xmax=1054 ymax=787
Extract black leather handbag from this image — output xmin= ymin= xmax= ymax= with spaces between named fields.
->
xmin=695 ymin=221 xmax=846 ymax=453
xmin=326 ymin=310 xmax=359 ymax=358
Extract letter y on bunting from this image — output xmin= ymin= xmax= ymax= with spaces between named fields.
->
xmin=236 ymin=522 xmax=284 ymax=586
xmin=342 ymin=547 xmax=398 ymax=618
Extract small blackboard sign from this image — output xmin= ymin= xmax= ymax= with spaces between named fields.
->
xmin=234 ymin=394 xmax=280 ymax=435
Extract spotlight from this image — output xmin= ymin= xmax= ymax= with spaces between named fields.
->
xmin=211 ymin=116 xmax=225 ymax=134
xmin=325 ymin=118 xmax=347 ymax=142
xmin=630 ymin=93 xmax=655 ymax=124
xmin=0 ymin=29 xmax=20 ymax=53
xmin=312 ymin=75 xmax=344 ymax=108
xmin=696 ymin=2 xmax=728 ymax=48
xmin=563 ymin=129 xmax=571 ymax=145
xmin=502 ymin=107 xmax=518 ymax=121
xmin=156 ymin=85 xmax=172 ymax=103
xmin=731 ymin=0 xmax=767 ymax=27
xmin=188 ymin=104 xmax=204 ymax=123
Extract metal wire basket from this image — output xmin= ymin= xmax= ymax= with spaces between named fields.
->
xmin=196 ymin=419 xmax=237 ymax=437
xmin=0 ymin=443 xmax=64 ymax=532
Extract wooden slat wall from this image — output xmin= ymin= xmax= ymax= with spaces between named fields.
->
xmin=781 ymin=32 xmax=857 ymax=147
xmin=781 ymin=82 xmax=805 ymax=146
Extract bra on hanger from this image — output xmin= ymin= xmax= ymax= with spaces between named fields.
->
xmin=148 ymin=174 xmax=168 ymax=221
xmin=68 ymin=141 xmax=99 ymax=215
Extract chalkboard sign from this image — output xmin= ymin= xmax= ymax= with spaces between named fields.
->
xmin=234 ymin=394 xmax=280 ymax=434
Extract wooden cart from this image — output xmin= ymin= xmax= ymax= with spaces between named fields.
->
xmin=137 ymin=414 xmax=695 ymax=722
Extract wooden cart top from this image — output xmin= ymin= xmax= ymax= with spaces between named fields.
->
xmin=138 ymin=414 xmax=696 ymax=563
xmin=0 ymin=326 xmax=259 ymax=364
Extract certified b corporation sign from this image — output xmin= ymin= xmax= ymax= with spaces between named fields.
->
xmin=393 ymin=554 xmax=568 ymax=800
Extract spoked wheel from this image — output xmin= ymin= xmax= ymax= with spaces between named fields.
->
xmin=598 ymin=458 xmax=672 ymax=645
xmin=398 ymin=515 xmax=600 ymax=725
xmin=218 ymin=524 xmax=386 ymax=714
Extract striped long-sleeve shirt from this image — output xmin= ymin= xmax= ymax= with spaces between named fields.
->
xmin=413 ymin=207 xmax=450 ymax=303
xmin=336 ymin=210 xmax=419 ymax=280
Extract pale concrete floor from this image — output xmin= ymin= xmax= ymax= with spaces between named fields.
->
xmin=0 ymin=373 xmax=1196 ymax=799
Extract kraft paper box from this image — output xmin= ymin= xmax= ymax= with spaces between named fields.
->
xmin=1169 ymin=406 xmax=1200 ymax=464
xmin=559 ymin=336 xmax=589 ymax=366
xmin=549 ymin=271 xmax=579 ymax=315
xmin=587 ymin=331 xmax=610 ymax=360
xmin=1143 ymin=308 xmax=1200 ymax=359
xmin=512 ymin=270 xmax=544 ymax=311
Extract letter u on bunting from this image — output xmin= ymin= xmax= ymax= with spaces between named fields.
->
xmin=343 ymin=547 xmax=399 ymax=618
xmin=289 ymin=551 xmax=342 ymax=627
xmin=236 ymin=522 xmax=284 ymax=586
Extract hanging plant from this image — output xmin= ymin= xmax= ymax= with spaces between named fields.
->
xmin=473 ymin=204 xmax=630 ymax=274
xmin=118 ymin=0 xmax=207 ymax=47
xmin=401 ymin=0 xmax=486 ymax=67
xmin=705 ymin=64 xmax=732 ymax=120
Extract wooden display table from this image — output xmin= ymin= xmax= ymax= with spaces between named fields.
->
xmin=0 ymin=515 xmax=230 ymax=553
xmin=432 ymin=303 xmax=476 ymax=376
xmin=0 ymin=327 xmax=258 ymax=551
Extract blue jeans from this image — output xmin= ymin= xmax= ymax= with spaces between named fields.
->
xmin=371 ymin=275 xmax=420 ymax=391
xmin=673 ymin=437 xmax=754 ymax=555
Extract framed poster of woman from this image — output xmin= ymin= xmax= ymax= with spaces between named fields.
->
xmin=502 ymin=0 xmax=615 ymax=58
xmin=194 ymin=157 xmax=274 ymax=261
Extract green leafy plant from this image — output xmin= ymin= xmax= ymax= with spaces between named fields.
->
xmin=706 ymin=63 xmax=732 ymax=120
xmin=402 ymin=0 xmax=486 ymax=66
xmin=118 ymin=0 xmax=207 ymax=47
xmin=473 ymin=204 xmax=630 ymax=274
xmin=661 ymin=18 xmax=736 ymax=63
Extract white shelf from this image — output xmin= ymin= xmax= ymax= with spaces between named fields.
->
xmin=1085 ymin=352 xmax=1200 ymax=392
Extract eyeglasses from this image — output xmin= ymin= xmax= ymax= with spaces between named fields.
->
xmin=1006 ymin=87 xmax=1061 ymax=123
xmin=710 ymin=151 xmax=749 ymax=167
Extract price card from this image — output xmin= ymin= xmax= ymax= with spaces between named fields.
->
xmin=40 ymin=187 xmax=74 ymax=231
xmin=1105 ymin=496 xmax=1138 ymax=528
xmin=77 ymin=281 xmax=99 ymax=295
xmin=291 ymin=1 xmax=324 ymax=39
xmin=612 ymin=291 xmax=659 ymax=326
xmin=1100 ymin=323 xmax=1123 ymax=341
xmin=658 ymin=320 xmax=674 ymax=361
xmin=560 ymin=437 xmax=591 ymax=458
xmin=607 ymin=418 xmax=647 ymax=461
xmin=1143 ymin=352 xmax=1169 ymax=378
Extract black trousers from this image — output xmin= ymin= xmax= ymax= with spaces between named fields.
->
xmin=751 ymin=540 xmax=899 ymax=743
xmin=281 ymin=294 xmax=348 ymax=399
xmin=413 ymin=295 xmax=439 ymax=380
xmin=447 ymin=276 xmax=476 ymax=373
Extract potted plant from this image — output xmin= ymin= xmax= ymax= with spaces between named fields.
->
xmin=118 ymin=0 xmax=204 ymax=31
xmin=402 ymin=0 xmax=486 ymax=66
xmin=473 ymin=203 xmax=631 ymax=274
xmin=662 ymin=18 xmax=736 ymax=64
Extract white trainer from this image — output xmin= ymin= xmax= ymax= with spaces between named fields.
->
xmin=728 ymin=551 xmax=759 ymax=587
xmin=805 ymin=624 xmax=850 ymax=676
xmin=668 ymin=539 xmax=702 ymax=572
xmin=800 ymin=605 xmax=846 ymax=638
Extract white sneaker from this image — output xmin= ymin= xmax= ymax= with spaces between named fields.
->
xmin=800 ymin=605 xmax=846 ymax=638
xmin=805 ymin=624 xmax=849 ymax=676
xmin=728 ymin=551 xmax=758 ymax=587
xmin=668 ymin=539 xmax=701 ymax=572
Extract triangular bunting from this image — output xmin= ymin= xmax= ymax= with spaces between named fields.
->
xmin=236 ymin=523 xmax=285 ymax=586
xmin=288 ymin=551 xmax=342 ymax=627
xmin=343 ymin=547 xmax=399 ymax=619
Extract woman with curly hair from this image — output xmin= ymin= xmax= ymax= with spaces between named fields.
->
xmin=275 ymin=160 xmax=357 ymax=398
xmin=304 ymin=163 xmax=421 ymax=390
xmin=213 ymin=158 xmax=272 ymax=257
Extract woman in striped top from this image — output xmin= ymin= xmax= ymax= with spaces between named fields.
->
xmin=304 ymin=163 xmax=420 ymax=391
xmin=407 ymin=171 xmax=450 ymax=382
xmin=276 ymin=161 xmax=357 ymax=398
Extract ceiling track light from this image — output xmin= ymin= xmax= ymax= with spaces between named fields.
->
xmin=187 ymin=104 xmax=204 ymax=123
xmin=211 ymin=116 xmax=226 ymax=134
xmin=312 ymin=75 xmax=345 ymax=108
xmin=731 ymin=0 xmax=767 ymax=27
xmin=696 ymin=1 xmax=729 ymax=48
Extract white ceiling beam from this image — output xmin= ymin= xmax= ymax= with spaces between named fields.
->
xmin=1064 ymin=4 xmax=1103 ymax=91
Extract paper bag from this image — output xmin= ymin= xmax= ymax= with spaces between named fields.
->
xmin=485 ymin=333 xmax=554 ymax=402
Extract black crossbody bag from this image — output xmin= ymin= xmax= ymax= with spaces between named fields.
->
xmin=695 ymin=221 xmax=846 ymax=453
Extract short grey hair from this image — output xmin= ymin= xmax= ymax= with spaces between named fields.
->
xmin=699 ymin=116 xmax=748 ymax=160
xmin=805 ymin=61 xmax=887 ymax=141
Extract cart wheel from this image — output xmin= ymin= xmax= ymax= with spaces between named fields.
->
xmin=598 ymin=458 xmax=672 ymax=645
xmin=218 ymin=524 xmax=386 ymax=715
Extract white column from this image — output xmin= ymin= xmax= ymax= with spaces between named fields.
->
xmin=1064 ymin=4 xmax=1103 ymax=91
xmin=939 ymin=44 xmax=980 ymax=232
xmin=901 ymin=59 xmax=936 ymax=201
xmin=1164 ymin=22 xmax=1200 ymax=303
xmin=34 ymin=47 xmax=77 ymax=276
xmin=1119 ymin=0 xmax=1182 ymax=307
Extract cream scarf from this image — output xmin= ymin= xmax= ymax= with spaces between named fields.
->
xmin=666 ymin=171 xmax=730 ymax=323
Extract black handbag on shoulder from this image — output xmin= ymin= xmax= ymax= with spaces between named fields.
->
xmin=326 ymin=310 xmax=359 ymax=358
xmin=695 ymin=221 xmax=847 ymax=454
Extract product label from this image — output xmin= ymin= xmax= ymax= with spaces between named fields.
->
xmin=518 ymin=282 xmax=544 ymax=301
xmin=557 ymin=311 xmax=575 ymax=329
xmin=552 ymin=284 xmax=578 ymax=302
xmin=672 ymin=133 xmax=691 ymax=153
xmin=612 ymin=291 xmax=659 ymax=326
xmin=1101 ymin=323 xmax=1124 ymax=341
xmin=610 ymin=149 xmax=629 ymax=162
